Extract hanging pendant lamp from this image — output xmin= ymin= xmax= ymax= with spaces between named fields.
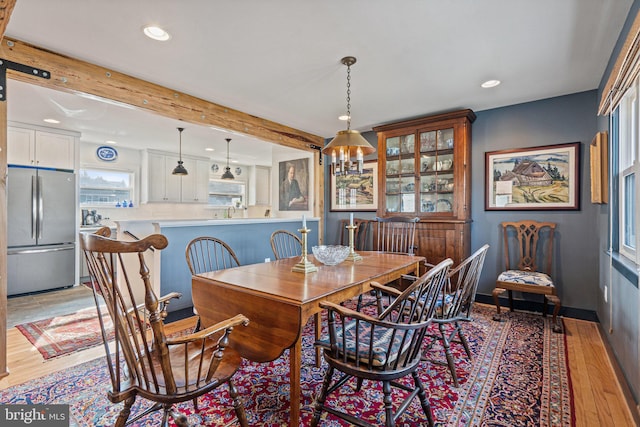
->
xmin=172 ymin=127 xmax=188 ymax=175
xmin=322 ymin=56 xmax=375 ymax=176
xmin=221 ymin=138 xmax=235 ymax=180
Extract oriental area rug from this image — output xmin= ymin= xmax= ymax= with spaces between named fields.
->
xmin=1 ymin=304 xmax=574 ymax=426
xmin=15 ymin=306 xmax=113 ymax=360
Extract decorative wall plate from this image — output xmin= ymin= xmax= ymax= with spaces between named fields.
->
xmin=96 ymin=146 xmax=118 ymax=162
xmin=211 ymin=164 xmax=219 ymax=173
xmin=235 ymin=167 xmax=242 ymax=176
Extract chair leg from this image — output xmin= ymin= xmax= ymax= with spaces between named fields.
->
xmin=168 ymin=406 xmax=189 ymax=427
xmin=114 ymin=396 xmax=135 ymax=427
xmin=507 ymin=290 xmax=514 ymax=311
xmin=228 ymin=379 xmax=249 ymax=427
xmin=412 ymin=371 xmax=435 ymax=427
xmin=547 ymin=295 xmax=563 ymax=333
xmin=311 ymin=366 xmax=334 ymax=427
xmin=492 ymin=287 xmax=505 ymax=321
xmin=438 ymin=323 xmax=459 ymax=387
xmin=456 ymin=322 xmax=472 ymax=360
xmin=314 ymin=313 xmax=322 ymax=367
xmin=382 ymin=381 xmax=394 ymax=427
xmin=356 ymin=293 xmax=364 ymax=311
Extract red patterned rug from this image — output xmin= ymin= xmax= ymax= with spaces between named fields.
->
xmin=2 ymin=303 xmax=574 ymax=426
xmin=15 ymin=306 xmax=112 ymax=360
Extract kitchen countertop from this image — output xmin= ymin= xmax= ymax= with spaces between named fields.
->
xmin=114 ymin=217 xmax=319 ymax=228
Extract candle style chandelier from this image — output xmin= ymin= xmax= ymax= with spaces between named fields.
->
xmin=322 ymin=56 xmax=375 ymax=176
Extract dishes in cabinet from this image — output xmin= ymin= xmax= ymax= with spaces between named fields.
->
xmin=436 ymin=199 xmax=452 ymax=212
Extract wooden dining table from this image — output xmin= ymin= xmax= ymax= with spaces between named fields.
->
xmin=191 ymin=251 xmax=424 ymax=427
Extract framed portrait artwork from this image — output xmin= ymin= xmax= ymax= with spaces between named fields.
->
xmin=485 ymin=142 xmax=580 ymax=211
xmin=279 ymin=158 xmax=309 ymax=211
xmin=330 ymin=161 xmax=378 ymax=211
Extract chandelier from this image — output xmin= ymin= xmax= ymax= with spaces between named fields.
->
xmin=322 ymin=56 xmax=375 ymax=175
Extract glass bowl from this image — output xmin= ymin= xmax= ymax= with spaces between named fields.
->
xmin=312 ymin=245 xmax=350 ymax=266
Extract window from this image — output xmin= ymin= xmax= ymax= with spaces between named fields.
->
xmin=208 ymin=179 xmax=245 ymax=207
xmin=79 ymin=168 xmax=134 ymax=206
xmin=616 ymin=78 xmax=640 ymax=263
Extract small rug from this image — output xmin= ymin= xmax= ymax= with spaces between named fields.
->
xmin=15 ymin=306 xmax=112 ymax=360
xmin=1 ymin=304 xmax=574 ymax=426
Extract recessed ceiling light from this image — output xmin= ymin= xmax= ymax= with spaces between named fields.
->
xmin=205 ymin=147 xmax=215 ymax=152
xmin=481 ymin=79 xmax=501 ymax=88
xmin=43 ymin=118 xmax=60 ymax=124
xmin=338 ymin=115 xmax=350 ymax=121
xmin=105 ymin=140 xmax=118 ymax=145
xmin=231 ymin=160 xmax=239 ymax=164
xmin=143 ymin=25 xmax=171 ymax=41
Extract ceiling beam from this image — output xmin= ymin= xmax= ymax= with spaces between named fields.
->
xmin=0 ymin=37 xmax=325 ymax=150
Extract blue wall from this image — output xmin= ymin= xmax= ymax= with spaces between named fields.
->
xmin=325 ymin=91 xmax=600 ymax=313
xmin=160 ymin=220 xmax=319 ymax=311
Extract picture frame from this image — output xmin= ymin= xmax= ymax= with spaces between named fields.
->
xmin=330 ymin=161 xmax=378 ymax=211
xmin=590 ymin=131 xmax=608 ymax=204
xmin=278 ymin=158 xmax=310 ymax=211
xmin=485 ymin=142 xmax=580 ymax=210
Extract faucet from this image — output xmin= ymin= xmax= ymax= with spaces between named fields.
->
xmin=226 ymin=206 xmax=236 ymax=218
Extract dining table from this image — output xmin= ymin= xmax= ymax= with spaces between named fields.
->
xmin=191 ymin=251 xmax=424 ymax=427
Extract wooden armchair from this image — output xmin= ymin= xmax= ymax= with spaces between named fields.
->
xmin=270 ymin=229 xmax=302 ymax=259
xmin=186 ymin=236 xmax=241 ymax=332
xmin=422 ymin=244 xmax=489 ymax=386
xmin=185 ymin=236 xmax=241 ymax=275
xmin=338 ymin=218 xmax=372 ymax=251
xmin=311 ymin=258 xmax=453 ymax=427
xmin=373 ymin=216 xmax=420 ymax=255
xmin=492 ymin=220 xmax=562 ymax=333
xmin=354 ymin=216 xmax=420 ymax=310
xmin=81 ymin=228 xmax=249 ymax=427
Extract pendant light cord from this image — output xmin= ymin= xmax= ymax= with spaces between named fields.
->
xmin=346 ymin=62 xmax=352 ymax=131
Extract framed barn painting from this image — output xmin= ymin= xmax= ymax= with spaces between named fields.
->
xmin=330 ymin=161 xmax=378 ymax=211
xmin=485 ymin=142 xmax=580 ymax=210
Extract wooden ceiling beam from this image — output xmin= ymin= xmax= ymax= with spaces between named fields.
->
xmin=0 ymin=37 xmax=325 ymax=150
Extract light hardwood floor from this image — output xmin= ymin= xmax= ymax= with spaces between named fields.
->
xmin=1 ymin=312 xmax=638 ymax=426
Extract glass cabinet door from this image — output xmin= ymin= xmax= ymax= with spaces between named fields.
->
xmin=384 ymin=133 xmax=415 ymax=214
xmin=418 ymin=127 xmax=454 ymax=214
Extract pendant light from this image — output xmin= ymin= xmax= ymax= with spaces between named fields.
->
xmin=322 ymin=56 xmax=375 ymax=175
xmin=172 ymin=127 xmax=188 ymax=175
xmin=221 ymin=138 xmax=235 ymax=180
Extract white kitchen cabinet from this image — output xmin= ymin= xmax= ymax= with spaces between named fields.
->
xmin=145 ymin=151 xmax=182 ymax=202
xmin=180 ymin=158 xmax=210 ymax=203
xmin=8 ymin=126 xmax=76 ymax=170
xmin=254 ymin=165 xmax=271 ymax=205
xmin=142 ymin=150 xmax=210 ymax=203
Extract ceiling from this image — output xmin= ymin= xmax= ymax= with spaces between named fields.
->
xmin=3 ymin=1 xmax=633 ymax=163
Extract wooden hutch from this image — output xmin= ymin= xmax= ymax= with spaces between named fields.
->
xmin=373 ymin=109 xmax=476 ymax=268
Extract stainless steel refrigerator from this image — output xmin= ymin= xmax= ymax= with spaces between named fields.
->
xmin=7 ymin=165 xmax=76 ymax=296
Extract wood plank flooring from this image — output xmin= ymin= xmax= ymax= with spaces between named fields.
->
xmin=0 ymin=304 xmax=638 ymax=426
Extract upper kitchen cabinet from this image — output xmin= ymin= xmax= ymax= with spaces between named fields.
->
xmin=249 ymin=165 xmax=271 ymax=206
xmin=141 ymin=150 xmax=210 ymax=203
xmin=180 ymin=158 xmax=210 ymax=203
xmin=373 ymin=109 xmax=476 ymax=266
xmin=7 ymin=124 xmax=76 ymax=170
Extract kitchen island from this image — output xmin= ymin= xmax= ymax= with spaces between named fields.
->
xmin=114 ymin=218 xmax=320 ymax=312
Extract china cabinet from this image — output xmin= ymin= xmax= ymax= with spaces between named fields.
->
xmin=373 ymin=109 xmax=476 ymax=267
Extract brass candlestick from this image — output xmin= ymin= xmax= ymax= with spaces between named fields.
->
xmin=345 ymin=223 xmax=363 ymax=261
xmin=292 ymin=227 xmax=318 ymax=273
